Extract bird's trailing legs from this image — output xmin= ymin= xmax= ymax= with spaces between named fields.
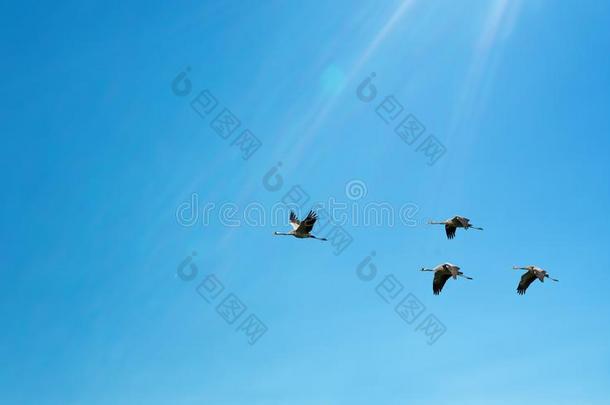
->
xmin=309 ymin=235 xmax=328 ymax=241
xmin=545 ymin=275 xmax=559 ymax=282
xmin=458 ymin=274 xmax=473 ymax=280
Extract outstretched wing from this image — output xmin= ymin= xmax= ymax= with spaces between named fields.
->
xmin=433 ymin=272 xmax=451 ymax=295
xmin=289 ymin=211 xmax=300 ymax=230
xmin=445 ymin=224 xmax=456 ymax=239
xmin=296 ymin=210 xmax=317 ymax=234
xmin=517 ymin=271 xmax=537 ymax=295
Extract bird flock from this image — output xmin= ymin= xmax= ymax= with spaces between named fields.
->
xmin=275 ymin=211 xmax=559 ymax=295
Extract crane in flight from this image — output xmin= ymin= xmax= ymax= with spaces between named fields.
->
xmin=513 ymin=266 xmax=559 ymax=295
xmin=274 ymin=210 xmax=328 ymax=241
xmin=421 ymin=263 xmax=473 ymax=295
xmin=429 ymin=215 xmax=483 ymax=239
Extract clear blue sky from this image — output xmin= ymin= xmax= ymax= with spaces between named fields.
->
xmin=2 ymin=1 xmax=610 ymax=404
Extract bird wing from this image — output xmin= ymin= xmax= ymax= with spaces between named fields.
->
xmin=456 ymin=216 xmax=470 ymax=227
xmin=445 ymin=224 xmax=456 ymax=239
xmin=289 ymin=211 xmax=300 ymax=230
xmin=517 ymin=271 xmax=537 ymax=295
xmin=433 ymin=272 xmax=452 ymax=295
xmin=296 ymin=210 xmax=317 ymax=234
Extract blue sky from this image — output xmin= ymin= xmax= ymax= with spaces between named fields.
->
xmin=2 ymin=0 xmax=610 ymax=404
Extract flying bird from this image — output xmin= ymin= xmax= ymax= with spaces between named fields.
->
xmin=429 ymin=216 xmax=483 ymax=239
xmin=421 ymin=263 xmax=473 ymax=295
xmin=513 ymin=266 xmax=559 ymax=295
xmin=273 ymin=210 xmax=328 ymax=241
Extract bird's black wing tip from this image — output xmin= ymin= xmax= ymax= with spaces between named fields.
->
xmin=445 ymin=225 xmax=456 ymax=239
